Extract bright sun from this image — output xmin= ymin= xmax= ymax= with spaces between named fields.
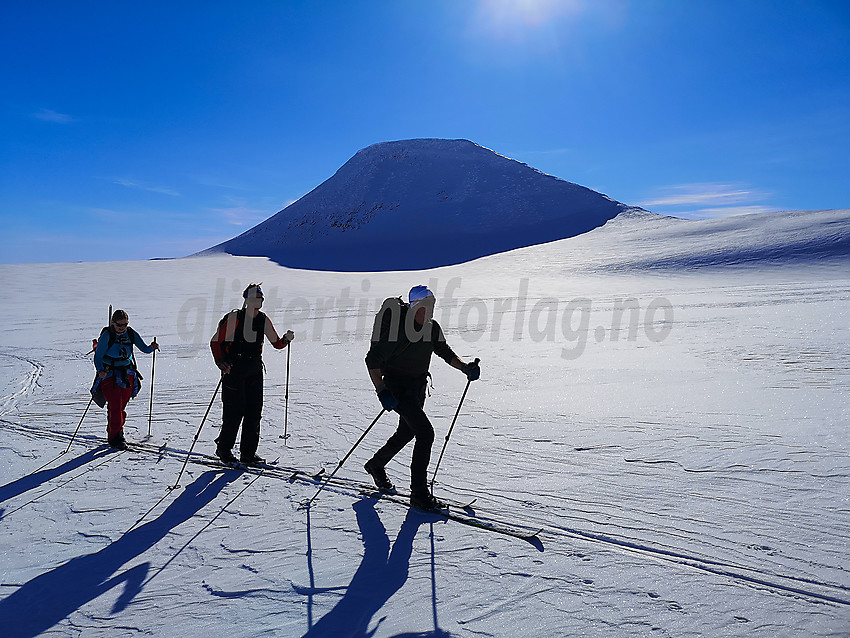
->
xmin=475 ymin=0 xmax=585 ymax=32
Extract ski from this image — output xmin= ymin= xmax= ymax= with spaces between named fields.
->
xmin=187 ymin=455 xmax=247 ymax=471
xmin=289 ymin=467 xmax=325 ymax=482
xmin=182 ymin=455 xmax=268 ymax=476
xmin=303 ymin=471 xmax=478 ymax=513
xmin=208 ymin=456 xmax=281 ymax=471
xmin=358 ymin=487 xmax=543 ymax=546
xmin=243 ymin=457 xmax=280 ymax=470
xmin=119 ymin=439 xmax=316 ymax=486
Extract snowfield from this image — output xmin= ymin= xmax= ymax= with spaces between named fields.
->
xmin=1 ymin=210 xmax=848 ymax=637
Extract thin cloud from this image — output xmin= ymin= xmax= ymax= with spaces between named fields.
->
xmin=210 ymin=204 xmax=269 ymax=227
xmin=639 ymin=183 xmax=775 ymax=219
xmin=112 ymin=178 xmax=181 ymax=197
xmin=191 ymin=174 xmax=252 ymax=191
xmin=640 ymin=183 xmax=756 ymax=207
xmin=32 ymin=108 xmax=75 ymax=124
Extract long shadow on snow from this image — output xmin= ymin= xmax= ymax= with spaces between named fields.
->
xmin=0 ymin=469 xmax=241 ymax=638
xmin=0 ymin=446 xmax=112 ymax=506
xmin=300 ymin=497 xmax=452 ymax=638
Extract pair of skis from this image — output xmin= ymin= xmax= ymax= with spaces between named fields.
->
xmin=165 ymin=436 xmax=543 ymax=545
xmin=194 ymin=452 xmax=541 ymax=545
xmin=295 ymin=469 xmax=543 ymax=546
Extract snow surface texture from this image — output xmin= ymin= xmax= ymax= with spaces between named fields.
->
xmin=202 ymin=138 xmax=629 ymax=271
xmin=1 ymin=209 xmax=849 ymax=636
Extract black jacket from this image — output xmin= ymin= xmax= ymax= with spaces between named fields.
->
xmin=365 ymin=300 xmax=457 ymax=376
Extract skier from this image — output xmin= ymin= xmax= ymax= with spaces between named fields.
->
xmin=364 ymin=285 xmax=480 ymax=510
xmin=210 ymin=283 xmax=294 ymax=465
xmin=93 ymin=309 xmax=160 ymax=449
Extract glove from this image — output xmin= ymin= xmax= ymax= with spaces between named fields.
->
xmin=376 ymin=385 xmax=399 ymax=412
xmin=461 ymin=358 xmax=480 ymax=382
xmin=284 ymin=330 xmax=295 ymax=343
xmin=217 ymin=360 xmax=232 ymax=375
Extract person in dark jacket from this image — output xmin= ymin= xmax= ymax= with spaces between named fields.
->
xmin=93 ymin=309 xmax=159 ymax=449
xmin=210 ymin=283 xmax=294 ymax=464
xmin=364 ymin=285 xmax=480 ymax=510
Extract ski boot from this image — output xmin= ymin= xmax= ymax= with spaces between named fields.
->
xmin=364 ymin=459 xmax=395 ymax=491
xmin=108 ymin=435 xmax=128 ymax=450
xmin=240 ymin=453 xmax=266 ymax=466
xmin=410 ymin=490 xmax=447 ymax=511
xmin=216 ymin=447 xmax=239 ymax=464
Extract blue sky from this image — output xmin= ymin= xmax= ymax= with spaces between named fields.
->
xmin=1 ymin=0 xmax=848 ymax=263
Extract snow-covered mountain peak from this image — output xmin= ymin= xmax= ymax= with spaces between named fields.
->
xmin=201 ymin=138 xmax=628 ymax=271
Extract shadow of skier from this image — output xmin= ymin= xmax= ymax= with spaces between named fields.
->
xmin=0 ymin=446 xmax=113 ymax=506
xmin=0 ymin=469 xmax=241 ymax=638
xmin=300 ymin=497 xmax=453 ymax=638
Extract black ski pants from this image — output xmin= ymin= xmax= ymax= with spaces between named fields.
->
xmin=369 ymin=373 xmax=433 ymax=494
xmin=217 ymin=361 xmax=263 ymax=458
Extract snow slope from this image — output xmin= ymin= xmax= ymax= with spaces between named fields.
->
xmin=1 ymin=210 xmax=849 ymax=637
xmin=590 ymin=208 xmax=850 ymax=271
xmin=202 ymin=139 xmax=629 ymax=271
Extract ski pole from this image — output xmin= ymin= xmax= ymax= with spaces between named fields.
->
xmin=85 ymin=305 xmax=110 ymax=356
xmin=430 ymin=358 xmax=479 ymax=492
xmin=147 ymin=337 xmax=157 ymax=437
xmin=64 ymin=395 xmax=94 ymax=454
xmin=284 ymin=343 xmax=291 ymax=439
xmin=304 ymin=409 xmax=385 ymax=507
xmin=171 ymin=377 xmax=222 ymax=490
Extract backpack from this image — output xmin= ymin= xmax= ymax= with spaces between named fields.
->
xmin=215 ymin=308 xmax=266 ymax=361
xmin=96 ymin=326 xmax=140 ymax=369
xmin=372 ymin=297 xmax=409 ymax=343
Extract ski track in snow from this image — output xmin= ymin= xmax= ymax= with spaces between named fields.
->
xmin=0 ymin=349 xmax=44 ymax=418
xmin=1 ymin=217 xmax=849 ymax=636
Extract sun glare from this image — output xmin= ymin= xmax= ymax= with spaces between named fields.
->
xmin=476 ymin=0 xmax=585 ymax=34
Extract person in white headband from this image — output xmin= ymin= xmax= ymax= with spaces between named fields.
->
xmin=364 ymin=285 xmax=480 ymax=510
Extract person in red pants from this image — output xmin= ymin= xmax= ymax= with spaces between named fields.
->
xmin=93 ymin=309 xmax=159 ymax=449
